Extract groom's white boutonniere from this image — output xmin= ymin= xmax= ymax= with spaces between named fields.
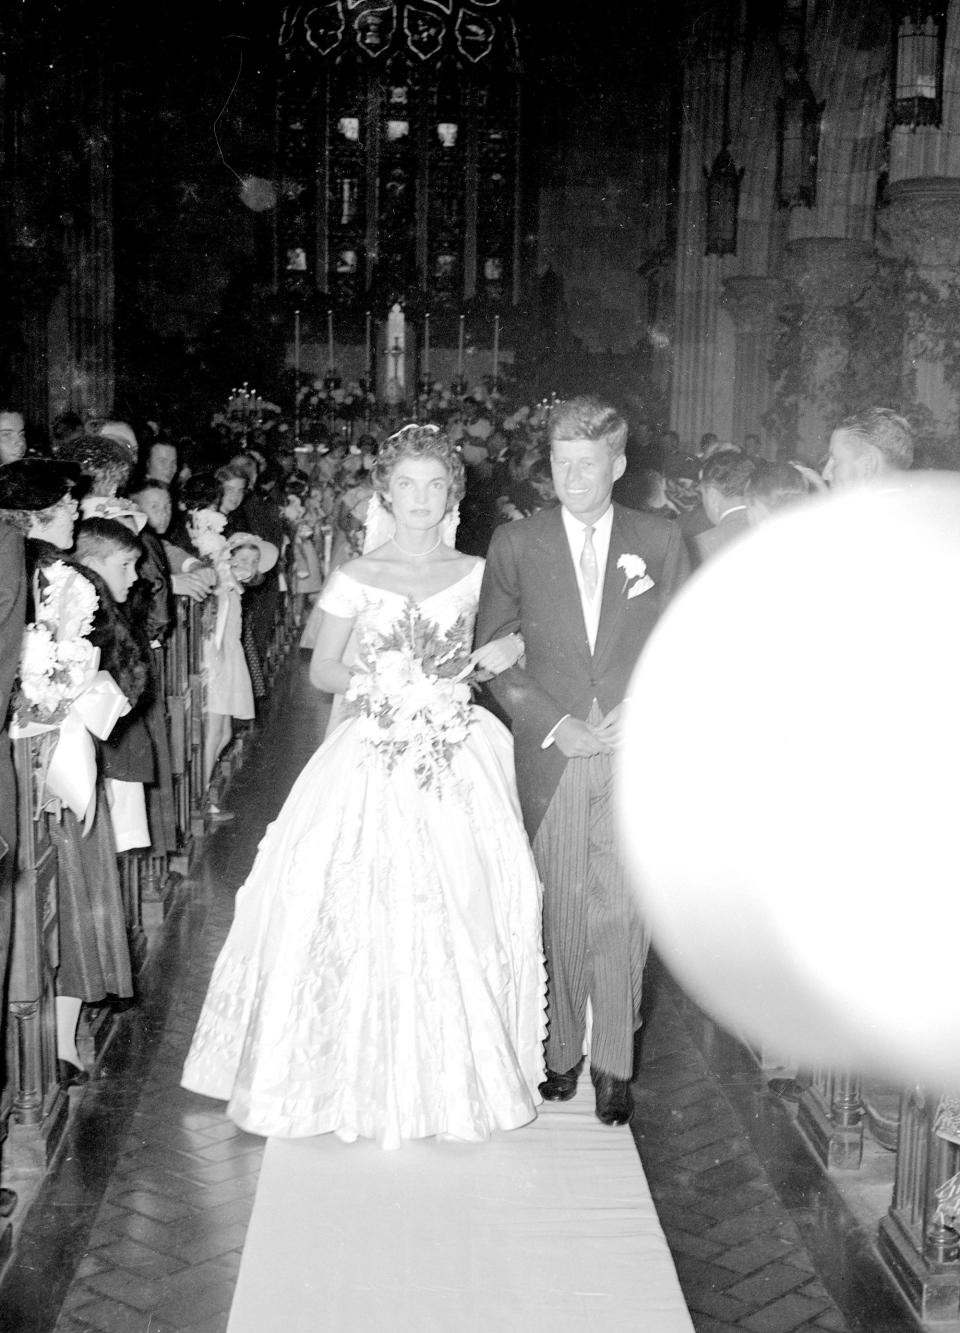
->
xmin=617 ymin=554 xmax=655 ymax=599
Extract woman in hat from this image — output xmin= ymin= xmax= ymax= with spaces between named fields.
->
xmin=2 ymin=459 xmax=136 ymax=1088
xmin=0 ymin=458 xmax=80 ymax=1197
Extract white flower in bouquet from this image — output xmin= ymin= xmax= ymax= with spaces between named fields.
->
xmin=344 ymin=602 xmax=475 ymax=793
xmin=15 ymin=565 xmax=101 ymax=726
xmin=189 ymin=508 xmax=228 ymax=559
xmin=38 ymin=560 xmax=98 ymax=641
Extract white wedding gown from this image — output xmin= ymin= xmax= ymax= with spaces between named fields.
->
xmin=182 ymin=561 xmax=546 ymax=1148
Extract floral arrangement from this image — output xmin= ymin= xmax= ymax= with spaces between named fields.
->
xmin=344 ymin=600 xmax=474 ymax=794
xmin=14 ymin=561 xmax=100 ymax=726
xmin=189 ymin=508 xmax=228 ymax=559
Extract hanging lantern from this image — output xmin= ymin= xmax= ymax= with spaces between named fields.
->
xmin=892 ymin=3 xmax=948 ymax=128
xmin=776 ymin=73 xmax=824 ymax=209
xmin=704 ymin=147 xmax=744 ymax=256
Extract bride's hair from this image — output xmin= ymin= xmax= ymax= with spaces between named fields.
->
xmin=370 ymin=424 xmax=466 ymax=510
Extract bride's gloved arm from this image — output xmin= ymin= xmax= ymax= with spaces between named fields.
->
xmin=309 ymin=610 xmax=357 ymax=694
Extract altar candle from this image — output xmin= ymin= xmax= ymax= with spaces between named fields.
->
xmin=327 ymin=309 xmax=334 ymax=370
xmin=423 ymin=313 xmax=430 ymax=378
xmin=492 ymin=315 xmax=500 ymax=381
xmin=365 ymin=310 xmax=372 ymax=380
xmin=457 ymin=314 xmax=465 ymax=376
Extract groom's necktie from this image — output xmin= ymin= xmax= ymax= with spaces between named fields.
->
xmin=580 ymin=524 xmax=599 ymax=598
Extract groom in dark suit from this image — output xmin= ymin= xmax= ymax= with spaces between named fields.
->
xmin=476 ymin=397 xmax=689 ymax=1123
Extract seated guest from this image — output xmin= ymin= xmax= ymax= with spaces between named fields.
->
xmin=694 ymin=449 xmax=756 ymax=566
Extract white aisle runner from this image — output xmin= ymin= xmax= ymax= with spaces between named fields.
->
xmin=227 ymin=1072 xmax=694 ymax=1333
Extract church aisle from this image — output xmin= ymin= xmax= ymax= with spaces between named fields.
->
xmin=0 ymin=655 xmax=917 ymax=1333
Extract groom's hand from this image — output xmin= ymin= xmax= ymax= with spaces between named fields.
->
xmin=554 ymin=716 xmax=608 ymax=757
xmin=592 ymin=704 xmax=626 ymax=751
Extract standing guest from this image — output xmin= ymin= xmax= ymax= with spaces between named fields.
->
xmin=215 ymin=463 xmax=248 ymax=533
xmin=123 ymin=475 xmax=201 ymax=860
xmin=822 ymin=406 xmax=914 ymax=488
xmin=279 ymin=480 xmax=323 ymax=615
xmin=74 ymin=518 xmax=155 ymax=858
xmin=182 ymin=477 xmax=255 ymax=812
xmin=476 ymin=396 xmax=690 ymax=1125
xmin=745 ymin=460 xmax=821 ymax=526
xmin=234 ymin=457 xmax=284 ymax=680
xmin=51 ymin=411 xmax=85 ymax=454
xmin=693 ymin=449 xmax=756 ymax=566
xmin=0 ymin=458 xmax=79 ymax=1211
xmin=0 ymin=409 xmax=28 ymax=466
xmin=0 ymin=409 xmax=28 ymax=467
xmin=95 ymin=420 xmax=139 ymax=464
xmin=58 ymin=434 xmax=133 ymax=500
xmin=144 ymin=439 xmax=179 ymax=490
xmin=22 ymin=485 xmax=136 ymax=1089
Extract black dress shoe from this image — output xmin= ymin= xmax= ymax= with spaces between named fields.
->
xmin=0 ymin=1188 xmax=16 ymax=1218
xmin=58 ymin=1059 xmax=89 ymax=1089
xmin=591 ymin=1068 xmax=633 ymax=1125
xmin=539 ymin=1059 xmax=584 ymax=1101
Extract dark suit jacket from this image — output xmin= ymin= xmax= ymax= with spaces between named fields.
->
xmin=476 ymin=502 xmax=690 ymax=839
xmin=693 ymin=506 xmax=749 ymax=566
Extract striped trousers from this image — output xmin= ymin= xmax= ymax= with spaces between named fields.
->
xmin=532 ymin=706 xmax=648 ymax=1081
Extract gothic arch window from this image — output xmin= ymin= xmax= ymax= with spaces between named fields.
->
xmin=274 ymin=2 xmax=521 ymax=314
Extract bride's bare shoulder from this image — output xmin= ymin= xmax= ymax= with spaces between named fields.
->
xmin=450 ymin=551 xmax=483 ymax=574
xmin=338 ymin=551 xmax=393 ymax=578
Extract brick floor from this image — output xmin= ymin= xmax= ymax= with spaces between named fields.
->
xmin=0 ymin=658 xmax=922 ymax=1332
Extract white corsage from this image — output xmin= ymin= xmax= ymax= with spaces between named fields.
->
xmin=617 ymin=553 xmax=655 ymax=599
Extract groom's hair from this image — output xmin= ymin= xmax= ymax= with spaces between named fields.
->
xmin=549 ymin=396 xmax=627 ymax=458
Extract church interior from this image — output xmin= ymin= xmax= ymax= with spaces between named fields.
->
xmin=4 ymin=2 xmax=960 ymax=1329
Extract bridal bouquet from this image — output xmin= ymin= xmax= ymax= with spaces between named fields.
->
xmin=12 ymin=560 xmax=131 ymax=825
xmin=15 ymin=561 xmax=100 ymax=726
xmin=345 ymin=601 xmax=474 ymax=794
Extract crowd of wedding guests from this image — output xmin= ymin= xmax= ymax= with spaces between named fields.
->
xmin=0 ymin=394 xmax=917 ymax=1214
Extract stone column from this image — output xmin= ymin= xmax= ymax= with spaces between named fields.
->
xmin=782 ymin=237 xmax=875 ymax=464
xmin=721 ymin=276 xmax=785 ymax=457
xmin=878 ymin=177 xmax=960 ymax=437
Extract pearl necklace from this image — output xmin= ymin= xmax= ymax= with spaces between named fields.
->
xmin=392 ymin=534 xmax=442 ymax=558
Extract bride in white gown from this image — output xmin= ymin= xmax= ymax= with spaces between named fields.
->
xmin=181 ymin=425 xmax=546 ymax=1148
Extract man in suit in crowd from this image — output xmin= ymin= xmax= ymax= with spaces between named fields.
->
xmin=694 ymin=448 xmax=756 ymax=566
xmin=476 ymin=396 xmax=690 ymax=1124
xmin=822 ymin=406 xmax=914 ymax=488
